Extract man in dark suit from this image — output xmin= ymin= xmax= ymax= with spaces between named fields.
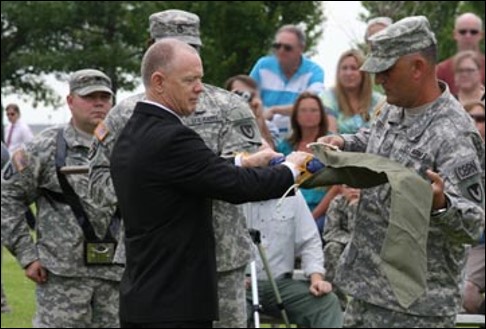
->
xmin=111 ymin=39 xmax=309 ymax=328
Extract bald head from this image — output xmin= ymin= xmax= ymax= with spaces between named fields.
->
xmin=454 ymin=13 xmax=484 ymax=51
xmin=365 ymin=17 xmax=393 ymax=43
xmin=455 ymin=13 xmax=483 ymax=30
xmin=141 ymin=38 xmax=199 ymax=88
xmin=141 ymin=38 xmax=203 ymax=116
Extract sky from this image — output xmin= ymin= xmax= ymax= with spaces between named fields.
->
xmin=2 ymin=1 xmax=368 ymax=126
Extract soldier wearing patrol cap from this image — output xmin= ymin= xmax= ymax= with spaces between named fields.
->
xmin=88 ymin=9 xmax=261 ymax=328
xmin=1 ymin=69 xmax=123 ymax=327
xmin=320 ymin=16 xmax=484 ymax=327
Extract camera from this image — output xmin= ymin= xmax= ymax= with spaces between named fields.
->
xmin=234 ymin=90 xmax=253 ymax=103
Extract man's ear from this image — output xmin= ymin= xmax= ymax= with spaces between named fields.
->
xmin=411 ymin=56 xmax=427 ymax=80
xmin=151 ymin=71 xmax=165 ymax=94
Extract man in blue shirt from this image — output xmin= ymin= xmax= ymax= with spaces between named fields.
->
xmin=250 ymin=25 xmax=324 ymax=138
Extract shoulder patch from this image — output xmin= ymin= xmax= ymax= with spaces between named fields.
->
xmin=240 ymin=124 xmax=256 ymax=140
xmin=455 ymin=160 xmax=479 ymax=181
xmin=467 ymin=183 xmax=484 ymax=204
xmin=11 ymin=149 xmax=29 ymax=173
xmin=2 ymin=163 xmax=16 ymax=180
xmin=94 ymin=122 xmax=109 ymax=142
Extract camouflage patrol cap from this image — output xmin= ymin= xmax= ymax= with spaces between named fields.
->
xmin=69 ymin=69 xmax=113 ymax=96
xmin=149 ymin=9 xmax=202 ymax=46
xmin=361 ymin=16 xmax=437 ymax=73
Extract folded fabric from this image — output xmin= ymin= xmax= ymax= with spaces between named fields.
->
xmin=301 ymin=144 xmax=433 ymax=309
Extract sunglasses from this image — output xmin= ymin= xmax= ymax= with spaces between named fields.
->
xmin=470 ymin=114 xmax=485 ymax=123
xmin=458 ymin=29 xmax=480 ymax=36
xmin=272 ymin=42 xmax=294 ymax=52
xmin=456 ymin=68 xmax=479 ymax=74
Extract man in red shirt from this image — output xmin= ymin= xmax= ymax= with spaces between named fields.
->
xmin=437 ymin=12 xmax=484 ymax=95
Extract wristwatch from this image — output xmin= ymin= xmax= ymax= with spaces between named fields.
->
xmin=431 ymin=207 xmax=448 ymax=217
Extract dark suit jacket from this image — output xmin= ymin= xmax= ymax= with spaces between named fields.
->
xmin=111 ymin=101 xmax=294 ymax=323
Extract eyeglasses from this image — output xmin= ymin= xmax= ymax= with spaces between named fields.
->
xmin=456 ymin=67 xmax=479 ymax=74
xmin=470 ymin=114 xmax=485 ymax=123
xmin=458 ymin=29 xmax=480 ymax=36
xmin=6 ymin=112 xmax=16 ymax=117
xmin=272 ymin=42 xmax=294 ymax=52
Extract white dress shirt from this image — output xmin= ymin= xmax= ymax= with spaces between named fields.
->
xmin=5 ymin=120 xmax=34 ymax=153
xmin=243 ymin=190 xmax=325 ymax=280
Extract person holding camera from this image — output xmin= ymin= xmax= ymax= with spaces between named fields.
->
xmin=225 ymin=75 xmax=277 ymax=148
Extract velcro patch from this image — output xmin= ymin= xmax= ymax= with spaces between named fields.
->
xmin=467 ymin=183 xmax=483 ymax=204
xmin=11 ymin=149 xmax=29 ymax=173
xmin=3 ymin=163 xmax=15 ymax=180
xmin=239 ymin=124 xmax=256 ymax=140
xmin=94 ymin=122 xmax=109 ymax=142
xmin=409 ymin=148 xmax=426 ymax=160
xmin=185 ymin=115 xmax=221 ymax=126
xmin=455 ymin=160 xmax=479 ymax=181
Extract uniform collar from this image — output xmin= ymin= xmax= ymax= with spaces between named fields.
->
xmin=387 ymin=81 xmax=450 ymax=141
xmin=63 ymin=122 xmax=92 ymax=149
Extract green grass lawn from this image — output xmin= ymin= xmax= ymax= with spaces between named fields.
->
xmin=1 ymin=248 xmax=35 ymax=328
xmin=1 ymin=245 xmax=482 ymax=328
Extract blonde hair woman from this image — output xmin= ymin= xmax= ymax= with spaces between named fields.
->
xmin=321 ymin=49 xmax=383 ymax=133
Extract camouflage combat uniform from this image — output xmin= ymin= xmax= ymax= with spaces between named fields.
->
xmin=1 ymin=124 xmax=123 ymax=327
xmin=336 ymin=84 xmax=485 ymax=327
xmin=322 ymin=194 xmax=358 ymax=308
xmin=1 ymin=142 xmax=10 ymax=313
xmin=89 ymin=84 xmax=261 ymax=327
xmin=334 ymin=16 xmax=485 ymax=327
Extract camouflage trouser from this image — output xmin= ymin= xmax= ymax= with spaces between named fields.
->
xmin=213 ymin=266 xmax=247 ymax=328
xmin=33 ymin=272 xmax=120 ymax=328
xmin=344 ymin=299 xmax=456 ymax=328
xmin=323 ymin=241 xmax=348 ymax=308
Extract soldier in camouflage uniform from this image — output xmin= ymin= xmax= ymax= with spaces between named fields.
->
xmin=1 ymin=69 xmax=123 ymax=327
xmin=88 ymin=10 xmax=261 ymax=328
xmin=320 ymin=16 xmax=485 ymax=327
xmin=1 ymin=142 xmax=10 ymax=313
xmin=322 ymin=186 xmax=359 ymax=308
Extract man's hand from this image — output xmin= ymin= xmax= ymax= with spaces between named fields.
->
xmin=317 ymin=135 xmax=345 ymax=150
xmin=25 ymin=260 xmax=48 ymax=284
xmin=249 ymin=97 xmax=264 ymax=119
xmin=241 ymin=149 xmax=283 ymax=168
xmin=285 ymin=151 xmax=313 ymax=169
xmin=264 ymin=107 xmax=276 ymax=121
xmin=342 ymin=186 xmax=360 ymax=204
xmin=245 ymin=277 xmax=251 ymax=290
xmin=309 ymin=277 xmax=333 ymax=297
xmin=426 ymin=169 xmax=447 ymax=210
